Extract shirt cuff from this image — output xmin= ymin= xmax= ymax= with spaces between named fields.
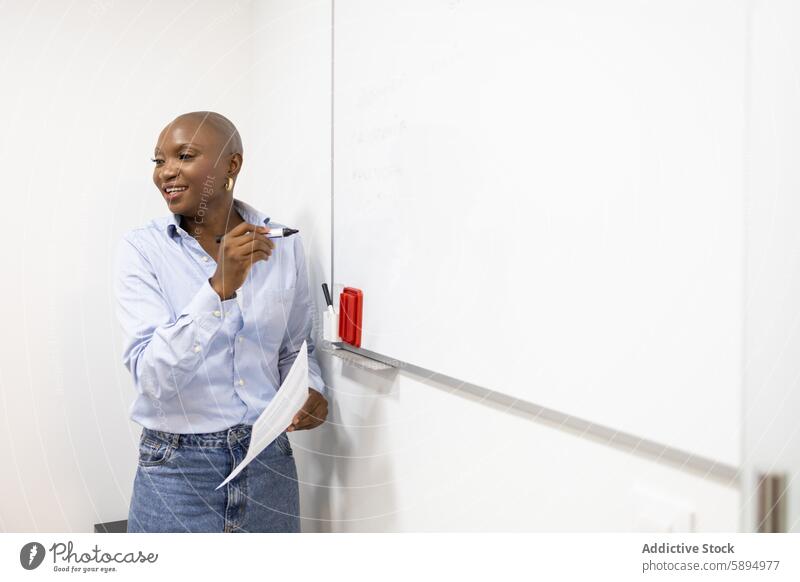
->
xmin=308 ymin=370 xmax=328 ymax=398
xmin=183 ymin=279 xmax=233 ymax=334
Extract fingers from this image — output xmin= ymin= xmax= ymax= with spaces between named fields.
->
xmin=246 ymin=237 xmax=275 ymax=253
xmin=210 ymin=224 xmax=274 ymax=296
xmin=231 ymin=233 xmax=275 ymax=267
xmin=288 ymin=406 xmax=311 ymax=431
xmin=244 ymin=250 xmax=270 ymax=265
xmin=289 ymin=396 xmax=329 ymax=431
xmin=307 ymin=400 xmax=328 ymax=428
xmin=220 ymin=223 xmax=274 ymax=249
xmin=223 ymin=237 xmax=273 ymax=263
xmin=309 ymin=390 xmax=329 ymax=426
xmin=237 ymin=238 xmax=273 ymax=257
xmin=228 ymin=222 xmax=268 ymax=237
xmin=233 ymin=229 xmax=274 ymax=251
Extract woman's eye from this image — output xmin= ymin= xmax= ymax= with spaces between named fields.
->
xmin=150 ymin=158 xmax=163 ymax=165
xmin=179 ymin=153 xmax=194 ymax=160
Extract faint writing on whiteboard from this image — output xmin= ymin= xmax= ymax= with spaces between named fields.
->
xmin=353 ymin=48 xmax=464 ymax=110
xmin=351 ymin=165 xmax=403 ymax=182
xmin=357 ymin=75 xmax=407 ymax=110
xmin=356 ymin=120 xmax=408 ymax=144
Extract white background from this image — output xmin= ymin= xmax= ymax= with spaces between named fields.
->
xmin=0 ymin=0 xmax=797 ymax=533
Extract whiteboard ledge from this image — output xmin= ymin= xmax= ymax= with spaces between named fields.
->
xmin=331 ymin=343 xmax=396 ymax=371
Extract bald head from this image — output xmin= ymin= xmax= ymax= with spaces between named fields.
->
xmin=153 ymin=111 xmax=245 ymax=218
xmin=170 ymin=111 xmax=243 ymax=157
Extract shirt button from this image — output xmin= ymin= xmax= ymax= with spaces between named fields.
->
xmin=213 ymin=310 xmax=221 ymax=317
xmin=193 ymin=345 xmax=201 ymax=353
xmin=201 ymin=256 xmax=209 ymax=262
xmin=238 ymin=336 xmax=243 ymax=343
xmin=238 ymin=379 xmax=245 ymax=386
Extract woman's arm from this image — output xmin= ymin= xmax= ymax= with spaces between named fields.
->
xmin=114 ymin=235 xmax=239 ymax=401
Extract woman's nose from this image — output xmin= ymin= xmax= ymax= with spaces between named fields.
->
xmin=159 ymin=160 xmax=180 ymax=180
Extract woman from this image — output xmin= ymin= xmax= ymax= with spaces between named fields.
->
xmin=114 ymin=111 xmax=329 ymax=532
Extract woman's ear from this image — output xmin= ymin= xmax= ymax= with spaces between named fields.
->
xmin=227 ymin=152 xmax=243 ymax=178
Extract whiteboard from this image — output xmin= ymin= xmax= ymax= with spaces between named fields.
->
xmin=333 ymin=0 xmax=744 ymax=465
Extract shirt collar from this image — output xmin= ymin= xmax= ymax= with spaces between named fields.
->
xmin=165 ymin=197 xmax=271 ymax=240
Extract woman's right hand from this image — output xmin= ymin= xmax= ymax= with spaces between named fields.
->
xmin=209 ymin=222 xmax=274 ymax=300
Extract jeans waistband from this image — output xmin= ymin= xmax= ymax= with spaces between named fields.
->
xmin=142 ymin=423 xmax=252 ymax=448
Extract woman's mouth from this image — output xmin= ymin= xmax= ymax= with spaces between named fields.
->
xmin=164 ymin=185 xmax=188 ymax=201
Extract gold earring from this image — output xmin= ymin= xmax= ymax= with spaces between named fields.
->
xmin=225 ymin=177 xmax=234 ymax=192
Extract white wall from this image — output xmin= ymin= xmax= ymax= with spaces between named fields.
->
xmin=745 ymin=0 xmax=800 ymax=532
xmin=252 ymin=0 xmax=742 ymax=532
xmin=0 ymin=0 xmax=253 ymax=532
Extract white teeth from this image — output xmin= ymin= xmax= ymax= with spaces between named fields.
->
xmin=166 ymin=187 xmax=187 ymax=193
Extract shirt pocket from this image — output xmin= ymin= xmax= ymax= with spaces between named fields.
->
xmin=258 ymin=287 xmax=297 ymax=348
xmin=265 ymin=286 xmax=296 ymax=325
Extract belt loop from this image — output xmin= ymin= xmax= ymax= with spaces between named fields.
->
xmin=171 ymin=433 xmax=180 ymax=448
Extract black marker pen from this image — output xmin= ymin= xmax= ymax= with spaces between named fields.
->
xmin=215 ymin=227 xmax=299 ymax=244
xmin=321 ymin=283 xmax=333 ymax=308
xmin=321 ymin=282 xmax=338 ymax=342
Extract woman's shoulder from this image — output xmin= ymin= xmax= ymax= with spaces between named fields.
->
xmin=117 ymin=216 xmax=175 ymax=263
xmin=265 ymin=217 xmax=287 ymax=230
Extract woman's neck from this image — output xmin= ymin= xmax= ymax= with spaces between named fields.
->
xmin=180 ymin=198 xmax=245 ymax=241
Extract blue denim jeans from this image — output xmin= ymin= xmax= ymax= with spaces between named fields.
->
xmin=127 ymin=424 xmax=300 ymax=532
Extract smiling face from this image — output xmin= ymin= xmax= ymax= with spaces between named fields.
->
xmin=151 ymin=113 xmax=242 ymax=218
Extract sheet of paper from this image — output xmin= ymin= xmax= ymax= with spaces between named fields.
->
xmin=216 ymin=340 xmax=310 ymax=490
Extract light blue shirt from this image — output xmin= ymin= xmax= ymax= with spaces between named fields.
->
xmin=114 ymin=198 xmax=327 ymax=433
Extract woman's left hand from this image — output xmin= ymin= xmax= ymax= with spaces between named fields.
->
xmin=287 ymin=388 xmax=329 ymax=432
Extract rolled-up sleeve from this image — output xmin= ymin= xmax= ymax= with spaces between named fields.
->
xmin=277 ymin=234 xmax=328 ymax=397
xmin=114 ymin=235 xmax=239 ymax=401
